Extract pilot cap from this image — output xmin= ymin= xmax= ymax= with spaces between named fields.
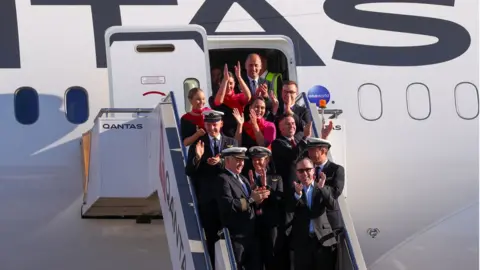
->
xmin=221 ymin=147 xmax=249 ymax=159
xmin=306 ymin=137 xmax=331 ymax=149
xmin=249 ymin=146 xmax=272 ymax=158
xmin=202 ymin=110 xmax=224 ymax=123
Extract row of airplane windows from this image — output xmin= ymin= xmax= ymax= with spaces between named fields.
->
xmin=13 ymin=82 xmax=480 ymax=125
xmin=356 ymin=82 xmax=479 ymax=121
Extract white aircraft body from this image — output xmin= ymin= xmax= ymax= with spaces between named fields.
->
xmin=0 ymin=0 xmax=478 ymax=270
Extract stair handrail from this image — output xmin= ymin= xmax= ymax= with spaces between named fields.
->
xmin=169 ymin=91 xmax=237 ymax=270
xmin=299 ymin=92 xmax=363 ymax=270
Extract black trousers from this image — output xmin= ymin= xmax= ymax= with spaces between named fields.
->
xmin=198 ymin=201 xmax=222 ymax=269
xmin=231 ymin=236 xmax=262 ymax=270
xmin=293 ymin=233 xmax=335 ymax=270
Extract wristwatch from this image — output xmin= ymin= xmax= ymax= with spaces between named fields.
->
xmin=248 ymin=197 xmax=255 ymax=204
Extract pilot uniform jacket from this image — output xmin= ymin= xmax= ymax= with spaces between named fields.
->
xmin=185 ymin=132 xmax=238 ymax=269
xmin=216 ymin=171 xmax=261 ymax=269
xmin=287 ymin=184 xmax=337 ymax=249
xmin=316 ymin=160 xmax=345 ymax=230
xmin=251 ymin=173 xmax=284 ymax=270
xmin=252 ymin=173 xmax=284 ymax=229
xmin=185 ymin=133 xmax=238 ymax=205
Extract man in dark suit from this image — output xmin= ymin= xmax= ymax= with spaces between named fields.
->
xmin=216 ymin=147 xmax=268 ymax=270
xmin=270 ymin=114 xmax=312 ymax=270
xmin=305 ymin=137 xmax=345 ymax=230
xmin=185 ymin=110 xmax=238 ymax=269
xmin=273 ymin=80 xmax=312 ymax=136
xmin=271 ymin=114 xmax=312 ymax=194
xmin=247 ymin=146 xmax=284 ymax=270
xmin=242 ymin=53 xmax=274 ymax=122
xmin=287 ymin=156 xmax=337 ymax=270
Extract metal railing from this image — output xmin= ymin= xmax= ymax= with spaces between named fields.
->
xmin=299 ymin=92 xmax=363 ymax=270
xmin=168 ymin=91 xmax=237 ymax=270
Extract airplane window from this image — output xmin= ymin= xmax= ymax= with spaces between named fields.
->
xmin=357 ymin=83 xmax=383 ymax=121
xmin=183 ymin=78 xmax=200 ymax=112
xmin=406 ymin=83 xmax=431 ymax=120
xmin=454 ymin=82 xmax=479 ymax=120
xmin=65 ymin=87 xmax=89 ymax=124
xmin=14 ymin=87 xmax=39 ymax=125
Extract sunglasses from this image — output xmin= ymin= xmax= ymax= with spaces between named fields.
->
xmin=297 ymin=167 xmax=313 ymax=173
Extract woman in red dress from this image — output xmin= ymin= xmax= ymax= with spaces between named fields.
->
xmin=180 ymin=87 xmax=211 ymax=147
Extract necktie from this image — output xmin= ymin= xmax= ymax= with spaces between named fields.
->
xmin=213 ymin=138 xmax=219 ymax=156
xmin=251 ymin=80 xmax=257 ymax=95
xmin=290 ymin=138 xmax=296 ymax=148
xmin=237 ymin=175 xmax=249 ymax=196
xmin=315 ymin=166 xmax=324 ymax=182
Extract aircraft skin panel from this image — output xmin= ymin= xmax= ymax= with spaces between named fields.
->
xmin=368 ymin=202 xmax=479 ymax=270
xmin=0 ymin=0 xmax=477 ymax=269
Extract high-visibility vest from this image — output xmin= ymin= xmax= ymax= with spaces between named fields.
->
xmin=265 ymin=72 xmax=283 ymax=97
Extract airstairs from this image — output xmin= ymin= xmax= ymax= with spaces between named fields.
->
xmin=79 ymin=90 xmax=367 ymax=270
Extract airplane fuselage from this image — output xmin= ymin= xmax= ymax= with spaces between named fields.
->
xmin=0 ymin=1 xmax=478 ymax=269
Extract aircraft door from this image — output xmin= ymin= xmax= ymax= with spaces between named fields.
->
xmin=105 ymin=25 xmax=211 ymax=114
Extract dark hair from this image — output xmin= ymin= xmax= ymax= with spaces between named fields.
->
xmin=276 ymin=113 xmax=295 ymax=124
xmin=251 ymin=96 xmax=266 ymax=105
xmin=282 ymin=80 xmax=298 ymax=89
xmin=187 ymin=87 xmax=203 ymax=100
xmin=295 ymin=156 xmax=313 ymax=167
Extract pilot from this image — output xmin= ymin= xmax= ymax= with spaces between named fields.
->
xmin=185 ymin=110 xmax=238 ymax=269
xmin=287 ymin=156 xmax=337 ymax=270
xmin=304 ymin=137 xmax=345 ymax=268
xmin=247 ymin=146 xmax=284 ymax=270
xmin=304 ymin=137 xmax=345 ymax=231
xmin=216 ymin=147 xmax=266 ymax=270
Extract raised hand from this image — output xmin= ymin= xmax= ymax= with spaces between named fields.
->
xmin=195 ymin=140 xmax=204 ymax=160
xmin=259 ymin=168 xmax=267 ymax=187
xmin=234 ymin=61 xmax=242 ymax=78
xmin=317 ymin=172 xmax=326 ymax=188
xmin=232 ymin=108 xmax=244 ymax=125
xmin=248 ymin=170 xmax=256 ymax=189
xmin=321 ymin=120 xmax=333 ymax=139
xmin=207 ymin=154 xmax=221 ymax=166
xmin=223 ymin=63 xmax=229 ymax=80
xmin=249 ymin=109 xmax=258 ymax=126
xmin=304 ymin=121 xmax=312 ymax=138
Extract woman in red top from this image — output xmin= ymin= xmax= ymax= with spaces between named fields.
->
xmin=180 ymin=87 xmax=211 ymax=147
xmin=232 ymin=94 xmax=279 ymax=149
xmin=210 ymin=62 xmax=252 ymax=137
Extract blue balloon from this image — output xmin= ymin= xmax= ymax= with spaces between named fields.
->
xmin=307 ymin=85 xmax=330 ymax=105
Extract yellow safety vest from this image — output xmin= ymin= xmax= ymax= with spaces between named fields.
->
xmin=265 ymin=72 xmax=283 ymax=97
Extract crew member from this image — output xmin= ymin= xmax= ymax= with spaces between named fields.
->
xmin=305 ymin=137 xmax=345 ymax=230
xmin=180 ymin=87 xmax=211 ymax=147
xmin=247 ymin=146 xmax=284 ymax=270
xmin=216 ymin=147 xmax=267 ymax=270
xmin=185 ymin=110 xmax=238 ymax=269
xmin=288 ymin=156 xmax=337 ymax=270
xmin=304 ymin=137 xmax=345 ymax=269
